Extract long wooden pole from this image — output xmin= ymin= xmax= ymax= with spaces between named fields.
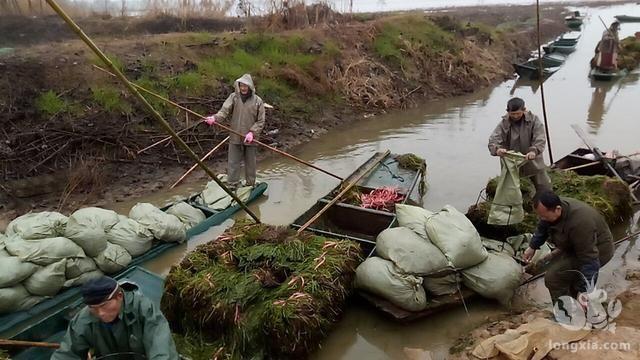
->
xmin=535 ymin=0 xmax=554 ymax=165
xmin=45 ymin=0 xmax=260 ymax=223
xmin=93 ymin=65 xmax=344 ymax=181
xmin=296 ymin=150 xmax=390 ymax=235
xmin=0 ymin=338 xmax=60 ymax=349
xmin=170 ymin=136 xmax=229 ymax=189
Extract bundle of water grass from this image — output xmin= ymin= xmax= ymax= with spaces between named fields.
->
xmin=161 ymin=222 xmax=362 ymax=359
xmin=466 ymin=170 xmax=633 ymax=241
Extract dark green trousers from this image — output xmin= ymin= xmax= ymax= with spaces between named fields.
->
xmin=544 ymin=242 xmax=614 ymax=304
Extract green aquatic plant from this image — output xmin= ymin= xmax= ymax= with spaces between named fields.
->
xmin=466 ymin=170 xmax=633 ymax=241
xmin=162 ymin=222 xmax=362 ymax=359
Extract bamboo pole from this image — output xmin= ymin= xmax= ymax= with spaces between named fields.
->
xmin=0 ymin=338 xmax=60 ymax=349
xmin=45 ymin=0 xmax=260 ymax=223
xmin=93 ymin=65 xmax=344 ymax=181
xmin=296 ymin=150 xmax=390 ymax=235
xmin=535 ymin=0 xmax=554 ymax=165
xmin=170 ymin=136 xmax=229 ymax=189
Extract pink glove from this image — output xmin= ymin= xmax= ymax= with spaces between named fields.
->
xmin=203 ymin=115 xmax=216 ymax=126
xmin=244 ymin=131 xmax=254 ymax=143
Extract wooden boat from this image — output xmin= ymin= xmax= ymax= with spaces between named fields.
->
xmin=513 ymin=61 xmax=560 ymax=80
xmin=290 ymin=152 xmax=481 ymax=321
xmin=6 ymin=266 xmax=164 ymax=360
xmin=590 ymin=67 xmax=629 ymax=81
xmin=565 ymin=12 xmax=584 ymax=29
xmin=291 ymin=151 xmax=425 ymax=257
xmin=541 ymin=53 xmax=567 ymax=67
xmin=0 ymin=183 xmax=268 ymax=341
xmin=615 ymin=15 xmax=640 ymax=22
xmin=543 ymin=41 xmax=577 ymax=54
xmin=552 ymin=147 xmax=640 ymax=184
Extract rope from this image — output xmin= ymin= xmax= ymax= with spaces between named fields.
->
xmin=380 ymin=161 xmax=405 ymax=182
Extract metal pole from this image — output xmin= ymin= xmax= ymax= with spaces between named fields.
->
xmin=45 ymin=0 xmax=260 ymax=223
xmin=535 ymin=0 xmax=554 ymax=165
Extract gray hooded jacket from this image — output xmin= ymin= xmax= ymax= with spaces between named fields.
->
xmin=215 ymin=74 xmax=266 ymax=145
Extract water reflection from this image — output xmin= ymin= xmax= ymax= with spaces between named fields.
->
xmin=509 ymin=78 xmax=540 ymax=95
xmin=587 ymin=72 xmax=640 ymax=134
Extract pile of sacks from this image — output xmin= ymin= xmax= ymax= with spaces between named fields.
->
xmin=355 ymin=204 xmax=524 ymax=312
xmin=0 ymin=201 xmax=205 ymax=314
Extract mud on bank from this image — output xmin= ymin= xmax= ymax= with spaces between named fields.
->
xmin=0 ymin=3 xmax=579 ymax=223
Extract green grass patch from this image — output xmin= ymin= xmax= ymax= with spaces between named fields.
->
xmin=373 ymin=15 xmax=457 ymax=65
xmin=198 ymin=49 xmax=262 ymax=81
xmin=172 ymin=71 xmax=204 ymax=93
xmin=91 ymin=86 xmax=131 ymax=114
xmin=35 ymin=90 xmax=70 ymax=116
xmin=187 ymin=31 xmax=214 ymax=43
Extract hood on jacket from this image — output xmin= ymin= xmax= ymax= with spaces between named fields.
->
xmin=234 ymin=73 xmax=256 ymax=95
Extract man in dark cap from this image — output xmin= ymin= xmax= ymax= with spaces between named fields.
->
xmin=51 ymin=276 xmax=179 ymax=360
xmin=488 ymin=97 xmax=551 ymax=192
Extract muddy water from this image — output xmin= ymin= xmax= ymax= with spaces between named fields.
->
xmin=106 ymin=3 xmax=640 ymax=359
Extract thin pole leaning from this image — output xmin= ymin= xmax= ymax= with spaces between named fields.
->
xmin=45 ymin=0 xmax=260 ymax=223
xmin=171 ymin=136 xmax=229 ymax=189
xmin=535 ymin=0 xmax=554 ymax=165
xmin=93 ymin=65 xmax=344 ymax=181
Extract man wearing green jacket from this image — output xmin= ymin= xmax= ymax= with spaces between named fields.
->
xmin=523 ymin=191 xmax=614 ymax=304
xmin=51 ymin=276 xmax=178 ymax=360
xmin=204 ymin=73 xmax=266 ymax=189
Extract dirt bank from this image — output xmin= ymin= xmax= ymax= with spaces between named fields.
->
xmin=449 ymin=266 xmax=640 ymax=359
xmin=0 ymin=3 xmax=582 ymax=225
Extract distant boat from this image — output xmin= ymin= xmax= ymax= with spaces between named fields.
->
xmin=513 ymin=55 xmax=563 ymax=80
xmin=565 ymin=11 xmax=584 ymax=29
xmin=614 ymin=15 xmax=640 ymax=22
xmin=589 ymin=67 xmax=629 ymax=81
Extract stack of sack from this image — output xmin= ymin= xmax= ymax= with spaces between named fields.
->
xmin=355 ymin=204 xmax=524 ymax=312
xmin=0 ymin=201 xmax=204 ymax=314
xmin=193 ymin=174 xmax=253 ymax=211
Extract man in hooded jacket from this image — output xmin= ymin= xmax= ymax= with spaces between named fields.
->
xmin=205 ymin=74 xmax=266 ymax=188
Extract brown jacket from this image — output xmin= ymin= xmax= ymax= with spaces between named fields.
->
xmin=215 ymin=74 xmax=266 ymax=145
xmin=488 ymin=111 xmax=547 ymax=177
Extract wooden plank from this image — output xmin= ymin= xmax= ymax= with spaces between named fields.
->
xmin=359 ymin=289 xmax=477 ymax=322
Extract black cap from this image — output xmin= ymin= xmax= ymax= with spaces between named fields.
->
xmin=81 ymin=276 xmax=118 ymax=305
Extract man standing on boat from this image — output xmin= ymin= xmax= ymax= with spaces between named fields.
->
xmin=51 ymin=276 xmax=179 ymax=360
xmin=204 ymin=73 xmax=266 ymax=189
xmin=522 ymin=191 xmax=614 ymax=307
xmin=593 ymin=21 xmax=621 ymax=71
xmin=488 ymin=97 xmax=551 ymax=192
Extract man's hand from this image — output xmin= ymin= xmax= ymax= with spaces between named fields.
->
xmin=526 ymin=151 xmax=537 ymax=160
xmin=203 ymin=115 xmax=216 ymax=126
xmin=523 ymin=247 xmax=537 ymax=263
xmin=244 ymin=131 xmax=254 ymax=144
xmin=496 ymin=148 xmax=508 ymax=157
